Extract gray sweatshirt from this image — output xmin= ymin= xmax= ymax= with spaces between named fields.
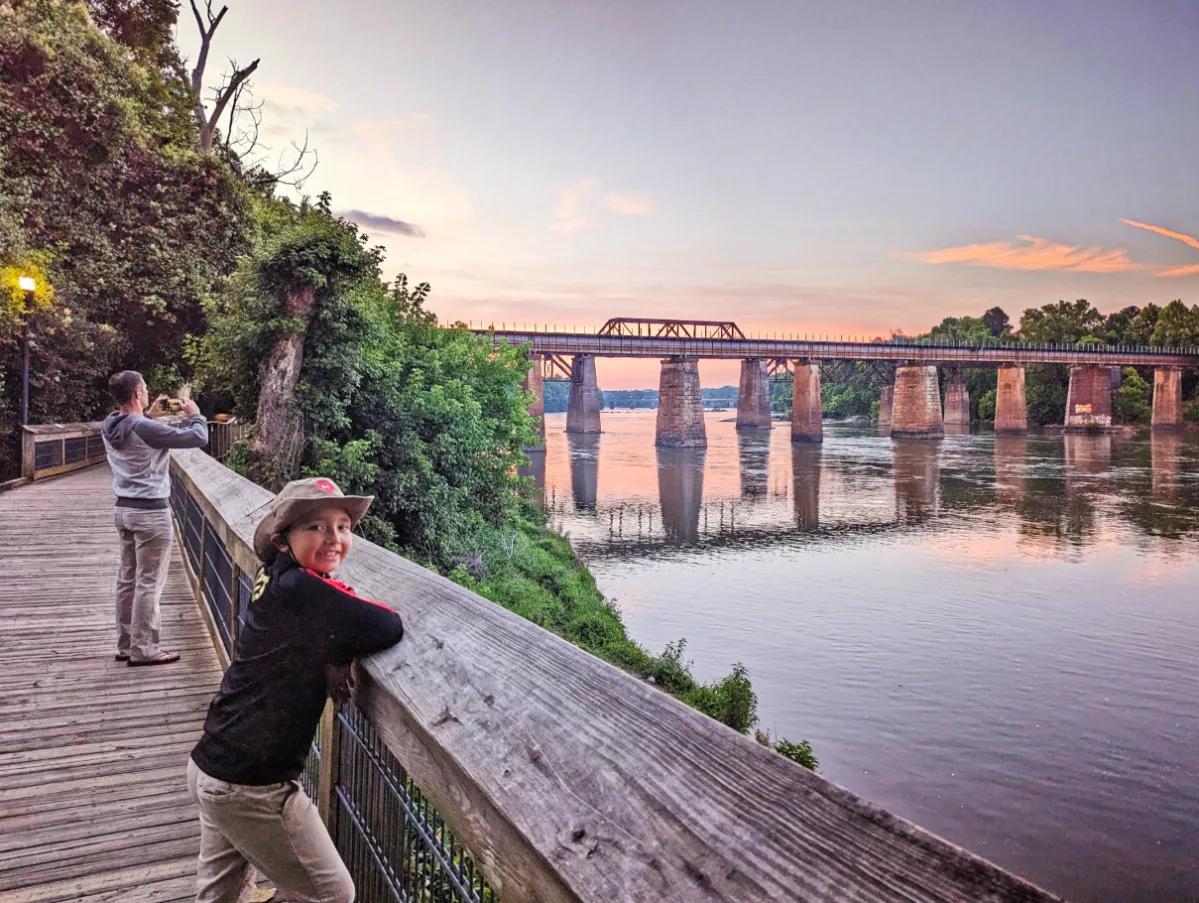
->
xmin=101 ymin=411 xmax=209 ymax=508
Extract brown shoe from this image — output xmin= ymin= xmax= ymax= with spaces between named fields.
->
xmin=128 ymin=651 xmax=181 ymax=667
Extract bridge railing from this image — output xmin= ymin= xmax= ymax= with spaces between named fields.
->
xmin=21 ymin=422 xmax=106 ymax=481
xmin=168 ymin=447 xmax=1062 ymax=903
xmin=466 ymin=322 xmax=1199 ymax=360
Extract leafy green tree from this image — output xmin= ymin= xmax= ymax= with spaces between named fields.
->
xmin=1125 ymin=303 xmax=1161 ymax=346
xmin=1149 ymin=300 xmax=1199 ymax=348
xmin=0 ymin=0 xmax=246 ymax=476
xmin=982 ymin=306 xmax=1012 ymax=337
xmin=1019 ymin=299 xmax=1104 ymax=345
xmin=1112 ymin=367 xmax=1151 ymax=424
xmin=1102 ymin=306 xmax=1141 ymax=344
xmin=977 ymin=388 xmax=996 ymax=421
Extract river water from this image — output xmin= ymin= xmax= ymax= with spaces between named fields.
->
xmin=525 ymin=409 xmax=1198 ymax=903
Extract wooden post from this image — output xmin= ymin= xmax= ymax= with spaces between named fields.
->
xmin=316 ymin=701 xmax=340 ymax=828
xmin=21 ymin=429 xmax=34 ymax=480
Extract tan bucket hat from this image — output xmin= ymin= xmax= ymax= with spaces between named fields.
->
xmin=252 ymin=477 xmax=374 ymax=561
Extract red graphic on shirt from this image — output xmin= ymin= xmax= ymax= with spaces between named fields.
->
xmin=314 ymin=479 xmax=337 ymax=494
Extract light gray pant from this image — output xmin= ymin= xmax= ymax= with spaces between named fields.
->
xmin=114 ymin=506 xmax=173 ymax=660
xmin=187 ymin=759 xmax=355 ymax=903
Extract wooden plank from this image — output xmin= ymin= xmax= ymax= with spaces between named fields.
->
xmin=170 ymin=446 xmax=1065 ymax=903
xmin=0 ymin=466 xmax=222 ymax=901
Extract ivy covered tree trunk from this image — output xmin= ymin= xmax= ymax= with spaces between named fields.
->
xmin=248 ymin=285 xmax=315 ymax=486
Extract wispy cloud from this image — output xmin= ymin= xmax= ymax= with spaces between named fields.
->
xmin=898 ymin=235 xmax=1135 ymax=273
xmin=256 ymin=83 xmax=339 ymax=116
xmin=603 ymin=194 xmax=654 ymax=216
xmin=550 ymin=180 xmax=654 ymax=231
xmin=1122 ymin=219 xmax=1199 ymax=277
xmin=341 ymin=209 xmax=425 ymax=238
xmin=551 ymin=178 xmax=601 ymax=232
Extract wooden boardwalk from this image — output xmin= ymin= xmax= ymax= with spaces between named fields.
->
xmin=0 ymin=465 xmax=223 ymax=902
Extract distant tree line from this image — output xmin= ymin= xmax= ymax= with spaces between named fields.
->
xmin=770 ymin=302 xmax=1199 ymax=426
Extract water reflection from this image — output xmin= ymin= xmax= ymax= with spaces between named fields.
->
xmin=518 ymin=448 xmax=546 ymax=507
xmin=737 ymin=431 xmax=771 ymax=500
xmin=993 ymin=436 xmax=1028 ymax=506
xmin=1152 ymin=432 xmax=1182 ymax=502
xmin=567 ymin=433 xmax=599 ymax=511
xmin=540 ymin=413 xmax=1199 ymax=902
xmin=657 ymin=447 xmax=705 ymax=542
xmin=791 ymin=444 xmax=821 ymax=531
xmin=892 ymin=440 xmax=939 ymax=524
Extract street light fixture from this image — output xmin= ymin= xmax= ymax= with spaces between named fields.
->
xmin=18 ymin=275 xmax=35 ymax=426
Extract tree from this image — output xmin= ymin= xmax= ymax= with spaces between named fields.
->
xmin=982 ymin=306 xmax=1011 ymax=338
xmin=243 ymin=200 xmax=381 ymax=485
xmin=0 ymin=1 xmax=246 ymax=476
xmin=82 ymin=0 xmax=179 ymax=62
xmin=1112 ymin=367 xmax=1151 ymax=424
xmin=1125 ymin=304 xmax=1161 ymax=346
xmin=187 ymin=0 xmax=258 ymax=155
xmin=1018 ymin=299 xmax=1104 ymax=345
xmin=1102 ymin=306 xmax=1140 ymax=345
xmin=1149 ymin=300 xmax=1199 ymax=348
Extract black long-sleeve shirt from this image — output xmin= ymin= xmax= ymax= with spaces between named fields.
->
xmin=191 ymin=552 xmax=404 ymax=785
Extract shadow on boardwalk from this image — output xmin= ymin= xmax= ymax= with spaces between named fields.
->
xmin=0 ymin=465 xmax=222 ymax=902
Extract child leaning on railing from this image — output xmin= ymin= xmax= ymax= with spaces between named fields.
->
xmin=187 ymin=477 xmax=405 ymax=903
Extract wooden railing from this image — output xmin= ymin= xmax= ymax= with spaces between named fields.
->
xmin=21 ymin=423 xmax=106 ymax=481
xmin=168 ymin=447 xmax=1064 ymax=903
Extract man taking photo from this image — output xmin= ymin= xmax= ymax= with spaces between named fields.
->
xmin=101 ymin=371 xmax=209 ymax=666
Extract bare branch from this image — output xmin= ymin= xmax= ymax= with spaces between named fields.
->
xmin=273 ymin=131 xmax=319 ymax=190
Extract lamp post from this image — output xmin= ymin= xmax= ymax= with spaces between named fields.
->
xmin=18 ymin=276 xmax=35 ymax=426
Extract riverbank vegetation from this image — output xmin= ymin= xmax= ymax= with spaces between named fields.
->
xmin=0 ymin=1 xmax=815 ymax=763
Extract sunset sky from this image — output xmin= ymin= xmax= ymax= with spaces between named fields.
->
xmin=182 ymin=1 xmax=1199 ymax=388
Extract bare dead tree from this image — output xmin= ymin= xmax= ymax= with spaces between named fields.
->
xmin=189 ymin=0 xmax=259 ymax=154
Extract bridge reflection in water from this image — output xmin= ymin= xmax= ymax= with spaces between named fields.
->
xmin=540 ymin=414 xmax=1199 ymax=561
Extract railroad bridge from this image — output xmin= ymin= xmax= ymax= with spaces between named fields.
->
xmin=474 ymin=318 xmax=1199 ymax=446
xmin=0 ymin=425 xmax=1074 ymax=902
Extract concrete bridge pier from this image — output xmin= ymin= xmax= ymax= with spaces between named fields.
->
xmin=566 ymin=354 xmax=602 ymax=434
xmin=522 ymin=354 xmax=545 ymax=447
xmin=791 ymin=362 xmax=823 ymax=443
xmin=942 ymin=366 xmax=970 ymax=430
xmin=878 ymin=383 xmax=894 ymax=433
xmin=890 ymin=365 xmax=944 ymax=439
xmin=656 ymin=356 xmax=707 ymax=448
xmin=736 ymin=359 xmax=773 ymax=430
xmin=995 ymin=365 xmax=1028 ymax=435
xmin=1065 ymin=364 xmax=1112 ymax=429
xmin=1152 ymin=367 xmax=1184 ymax=432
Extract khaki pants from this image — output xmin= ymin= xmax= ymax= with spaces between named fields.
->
xmin=114 ymin=507 xmax=173 ymax=660
xmin=187 ymin=759 xmax=354 ymax=903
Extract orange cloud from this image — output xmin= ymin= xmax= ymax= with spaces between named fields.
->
xmin=1158 ymin=264 xmax=1199 ymax=277
xmin=899 ymin=235 xmax=1135 ymax=273
xmin=1121 ymin=219 xmax=1199 ymax=277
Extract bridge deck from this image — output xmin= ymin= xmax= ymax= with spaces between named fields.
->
xmin=0 ymin=465 xmax=222 ymax=902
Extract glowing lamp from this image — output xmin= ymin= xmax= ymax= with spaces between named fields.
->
xmin=18 ymin=276 xmax=36 ymax=292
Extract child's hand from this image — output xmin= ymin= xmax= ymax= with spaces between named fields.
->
xmin=326 ymin=663 xmax=355 ymax=705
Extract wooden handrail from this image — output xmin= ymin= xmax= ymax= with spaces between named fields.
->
xmin=169 ymin=447 xmax=1064 ymax=903
xmin=21 ymin=422 xmax=106 ymax=481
